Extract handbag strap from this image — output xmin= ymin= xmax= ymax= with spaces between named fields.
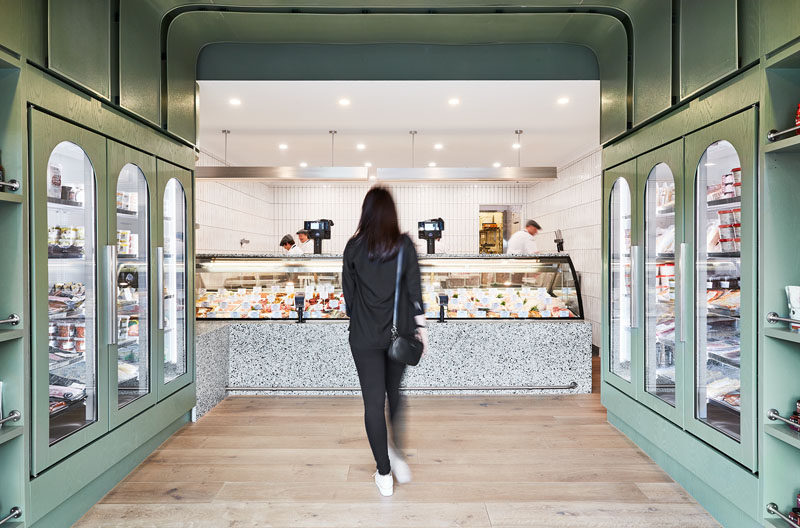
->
xmin=392 ymin=242 xmax=405 ymax=330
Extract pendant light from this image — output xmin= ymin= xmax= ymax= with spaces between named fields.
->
xmin=222 ymin=129 xmax=231 ymax=165
xmin=514 ymin=129 xmax=523 ymax=167
xmin=409 ymin=130 xmax=418 ymax=168
xmin=329 ymin=130 xmax=337 ymax=167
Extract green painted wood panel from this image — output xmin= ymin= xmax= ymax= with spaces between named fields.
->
xmin=679 ymin=0 xmax=738 ymax=100
xmin=47 ymin=0 xmax=111 ymax=99
xmin=762 ymin=0 xmax=800 ymax=57
xmin=119 ymin=0 xmax=162 ymax=125
xmin=0 ymin=0 xmax=21 ymax=56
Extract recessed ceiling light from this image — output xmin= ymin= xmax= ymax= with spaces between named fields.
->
xmin=338 ymin=98 xmax=351 ymax=107
xmin=299 ymin=162 xmax=308 ymax=168
xmin=434 ymin=143 xmax=444 ymax=150
xmin=278 ymin=143 xmax=288 ymax=150
xmin=557 ymin=97 xmax=570 ymax=105
xmin=493 ymin=162 xmax=501 ymax=168
xmin=356 ymin=143 xmax=366 ymax=151
xmin=428 ymin=162 xmax=437 ymax=167
xmin=229 ymin=98 xmax=241 ymax=106
xmin=448 ymin=97 xmax=460 ymax=106
xmin=704 ymin=162 xmax=715 ymax=167
xmin=512 ymin=143 xmax=521 ymax=150
xmin=364 ymin=161 xmax=372 ymax=167
xmin=369 ymin=175 xmax=377 ymax=181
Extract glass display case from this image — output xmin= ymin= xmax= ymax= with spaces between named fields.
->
xmin=195 ymin=255 xmax=583 ymax=320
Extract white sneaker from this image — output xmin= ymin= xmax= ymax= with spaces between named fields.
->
xmin=374 ymin=471 xmax=394 ymax=496
xmin=388 ymin=444 xmax=412 ymax=484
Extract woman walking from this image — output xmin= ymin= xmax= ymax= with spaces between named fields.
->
xmin=342 ymin=187 xmax=428 ymax=497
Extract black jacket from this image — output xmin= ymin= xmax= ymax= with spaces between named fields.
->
xmin=343 ymin=234 xmax=424 ymax=349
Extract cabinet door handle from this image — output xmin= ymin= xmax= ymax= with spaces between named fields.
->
xmin=157 ymin=247 xmax=164 ymax=330
xmin=679 ymin=243 xmax=688 ymax=343
xmin=106 ymin=245 xmax=118 ymax=345
xmin=630 ymin=245 xmax=640 ymax=329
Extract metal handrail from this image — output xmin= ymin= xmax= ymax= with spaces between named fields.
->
xmin=0 ymin=180 xmax=20 ymax=192
xmin=0 ymin=314 xmax=19 ymax=326
xmin=0 ymin=507 xmax=21 ymax=526
xmin=767 ymin=503 xmax=800 ymax=528
xmin=767 ymin=312 xmax=800 ymax=326
xmin=0 ymin=410 xmax=21 ymax=426
xmin=768 ymin=125 xmax=800 ymax=142
xmin=227 ymin=382 xmax=579 ymax=392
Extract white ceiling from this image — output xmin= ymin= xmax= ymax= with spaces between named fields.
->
xmin=197 ymin=80 xmax=600 ymax=168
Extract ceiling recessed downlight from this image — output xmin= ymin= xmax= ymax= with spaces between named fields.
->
xmin=448 ymin=97 xmax=460 ymax=106
xmin=229 ymin=98 xmax=241 ymax=106
xmin=557 ymin=97 xmax=570 ymax=105
xmin=512 ymin=143 xmax=521 ymax=150
xmin=356 ymin=143 xmax=366 ymax=151
xmin=364 ymin=161 xmax=372 ymax=167
xmin=428 ymin=162 xmax=437 ymax=167
xmin=492 ymin=162 xmax=501 ymax=168
xmin=278 ymin=143 xmax=288 ymax=150
xmin=299 ymin=162 xmax=308 ymax=168
xmin=434 ymin=143 xmax=444 ymax=150
xmin=369 ymin=174 xmax=377 ymax=181
xmin=338 ymin=98 xmax=351 ymax=107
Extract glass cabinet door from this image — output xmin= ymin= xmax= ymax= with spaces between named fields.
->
xmin=162 ymin=178 xmax=187 ymax=385
xmin=46 ymin=142 xmax=99 ymax=445
xmin=115 ymin=164 xmax=150 ymax=408
xmin=694 ymin=140 xmax=743 ymax=441
xmin=684 ymin=107 xmax=756 ymax=471
xmin=644 ymin=163 xmax=677 ymax=407
xmin=31 ymin=110 xmax=109 ymax=474
xmin=609 ymin=176 xmax=634 ymax=384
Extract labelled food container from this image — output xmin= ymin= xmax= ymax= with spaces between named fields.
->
xmin=733 ymin=182 xmax=742 ymax=197
xmin=733 ymin=223 xmax=741 ymax=238
xmin=57 ymin=336 xmax=75 ymax=351
xmin=57 ymin=322 xmax=73 ymax=337
xmin=720 ymin=238 xmax=736 ymax=252
xmin=718 ymin=209 xmax=735 ymax=225
xmin=732 ymin=167 xmax=741 ymax=183
xmin=733 ymin=237 xmax=741 ymax=251
xmin=732 ymin=208 xmax=742 ymax=223
xmin=719 ymin=224 xmax=735 ymax=239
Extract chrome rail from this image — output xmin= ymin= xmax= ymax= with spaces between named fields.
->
xmin=767 ymin=503 xmax=800 ymax=528
xmin=0 ymin=180 xmax=20 ymax=192
xmin=0 ymin=314 xmax=19 ymax=326
xmin=0 ymin=410 xmax=20 ymax=426
xmin=767 ymin=409 xmax=795 ymax=428
xmin=157 ymin=247 xmax=164 ymax=330
xmin=630 ymin=245 xmax=640 ymax=329
xmin=106 ymin=245 xmax=118 ymax=345
xmin=767 ymin=312 xmax=800 ymax=326
xmin=768 ymin=125 xmax=800 ymax=142
xmin=0 ymin=507 xmax=21 ymax=526
xmin=227 ymin=382 xmax=579 ymax=392
xmin=678 ymin=243 xmax=688 ymax=343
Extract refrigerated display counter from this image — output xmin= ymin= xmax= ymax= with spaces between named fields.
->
xmin=194 ymin=254 xmax=592 ymax=416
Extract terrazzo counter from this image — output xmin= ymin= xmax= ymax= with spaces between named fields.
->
xmin=195 ymin=319 xmax=591 ymax=416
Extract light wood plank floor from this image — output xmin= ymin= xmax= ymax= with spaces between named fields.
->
xmin=74 ymin=390 xmax=718 ymax=527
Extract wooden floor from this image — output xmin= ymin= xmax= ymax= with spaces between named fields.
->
xmin=75 ymin=360 xmax=718 ymax=527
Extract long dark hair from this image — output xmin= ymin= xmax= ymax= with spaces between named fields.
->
xmin=352 ymin=186 xmax=402 ymax=261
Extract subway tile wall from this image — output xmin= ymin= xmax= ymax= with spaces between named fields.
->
xmin=195 ymin=149 xmax=602 ymax=347
xmin=524 ymin=148 xmax=602 ymax=348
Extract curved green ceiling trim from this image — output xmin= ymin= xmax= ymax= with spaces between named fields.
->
xmin=119 ymin=1 xmax=671 ymax=143
xmin=165 ymin=11 xmax=626 ymax=144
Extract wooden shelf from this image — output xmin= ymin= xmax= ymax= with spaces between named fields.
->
xmin=765 ymin=327 xmax=800 ymax=345
xmin=0 ymin=193 xmax=22 ymax=204
xmin=766 ymin=423 xmax=800 ymax=451
xmin=765 ymin=135 xmax=800 ymax=154
xmin=0 ymin=329 xmax=22 ymax=344
xmin=0 ymin=425 xmax=22 ymax=447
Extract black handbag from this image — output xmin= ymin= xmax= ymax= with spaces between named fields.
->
xmin=388 ymin=243 xmax=424 ymax=366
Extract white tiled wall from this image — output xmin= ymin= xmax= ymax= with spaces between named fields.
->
xmin=524 ymin=148 xmax=602 ymax=348
xmin=197 ymin=181 xmax=531 ymax=256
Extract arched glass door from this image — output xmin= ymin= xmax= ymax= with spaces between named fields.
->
xmin=46 ymin=141 xmax=99 ymax=445
xmin=694 ymin=140 xmax=742 ymax=441
xmin=644 ymin=163 xmax=677 ymax=406
xmin=163 ymin=178 xmax=187 ymax=384
xmin=115 ymin=164 xmax=150 ymax=407
xmin=610 ymin=177 xmax=633 ymax=382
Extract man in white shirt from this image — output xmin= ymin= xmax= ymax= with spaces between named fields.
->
xmin=280 ymin=234 xmax=303 ymax=256
xmin=507 ymin=220 xmax=541 ymax=255
xmin=296 ymin=229 xmax=314 ymax=253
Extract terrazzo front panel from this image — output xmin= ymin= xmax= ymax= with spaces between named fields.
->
xmin=195 ymin=323 xmax=230 ymax=417
xmin=224 ymin=320 xmax=591 ymax=395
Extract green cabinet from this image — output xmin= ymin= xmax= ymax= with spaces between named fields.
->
xmin=603 ymin=108 xmax=758 ymax=471
xmin=29 ymin=111 xmax=194 ymax=475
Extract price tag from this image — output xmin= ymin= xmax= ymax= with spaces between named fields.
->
xmin=500 ymin=311 xmax=510 ymax=318
xmin=456 ymin=310 xmax=468 ymax=318
xmin=540 ymin=310 xmax=551 ymax=318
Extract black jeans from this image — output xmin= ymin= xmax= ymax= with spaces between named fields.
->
xmin=350 ymin=345 xmax=407 ymax=475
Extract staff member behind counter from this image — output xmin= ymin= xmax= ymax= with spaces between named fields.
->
xmin=296 ymin=229 xmax=314 ymax=254
xmin=280 ymin=234 xmax=303 ymax=256
xmin=507 ymin=219 xmax=541 ymax=255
